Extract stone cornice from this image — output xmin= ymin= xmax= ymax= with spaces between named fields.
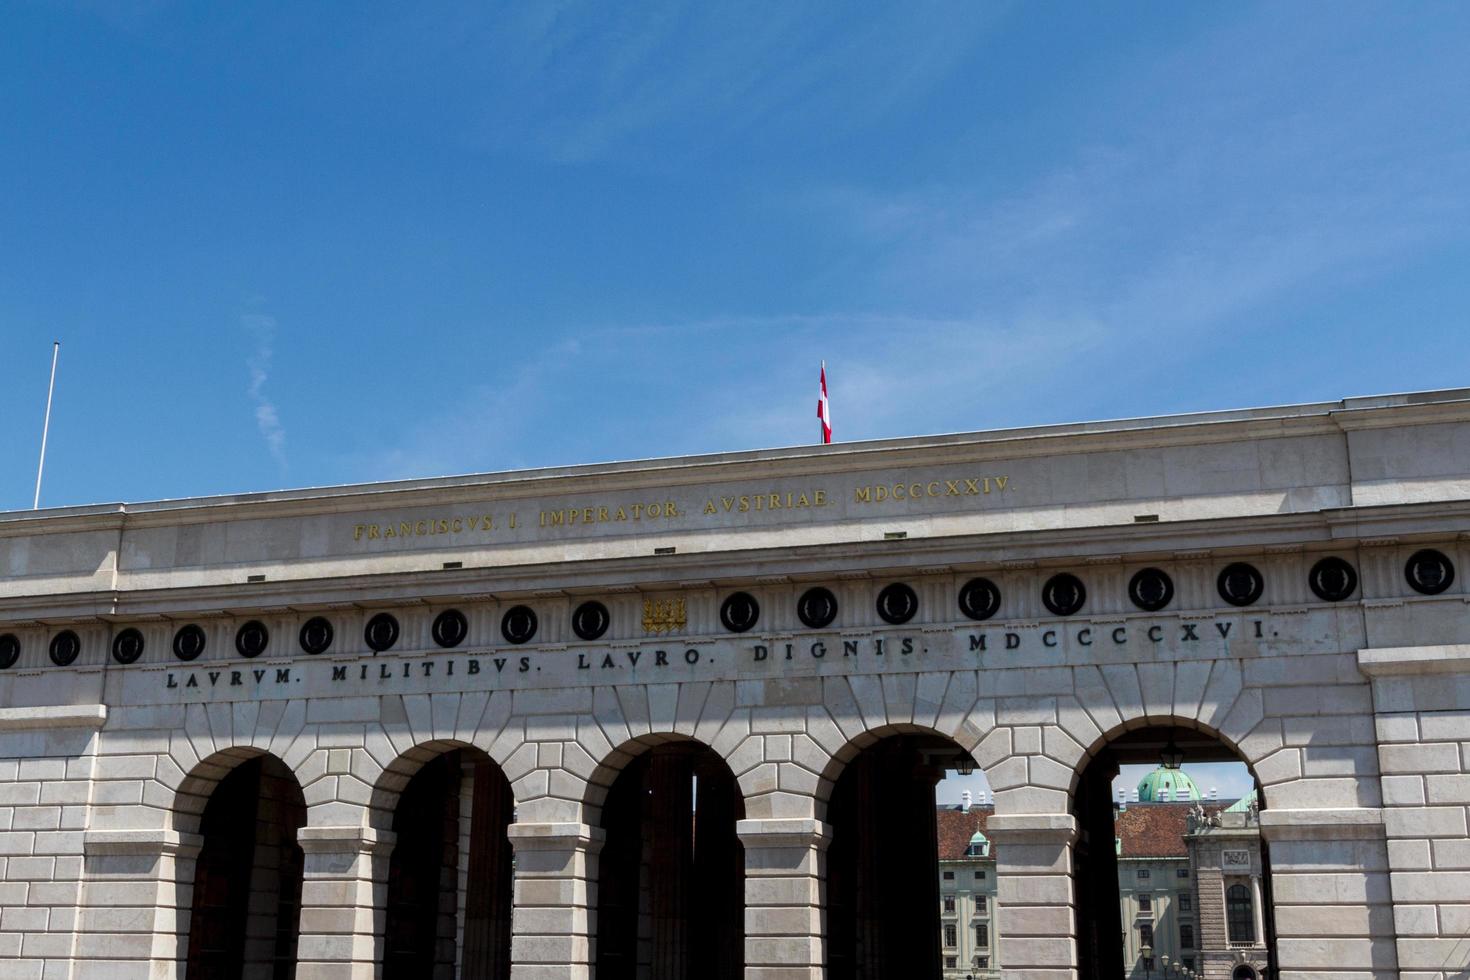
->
xmin=5 ymin=389 xmax=1468 ymax=535
xmin=0 ymin=704 xmax=107 ymax=730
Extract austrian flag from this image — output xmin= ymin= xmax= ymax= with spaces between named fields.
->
xmin=817 ymin=362 xmax=832 ymax=444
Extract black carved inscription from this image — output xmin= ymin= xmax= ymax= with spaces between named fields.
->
xmin=1308 ymin=557 xmax=1358 ymax=602
xmin=432 ymin=609 xmax=469 ymax=649
xmin=49 ymin=630 xmax=80 ymax=667
xmin=235 ymin=620 xmax=270 ymax=659
xmin=876 ymin=583 xmax=918 ymax=625
xmin=1128 ymin=568 xmax=1174 ymax=612
xmin=1217 ymin=563 xmax=1264 ymax=607
xmin=1042 ymin=573 xmax=1086 ymax=617
xmin=501 ymin=605 xmax=538 ymax=645
xmin=0 ymin=634 xmax=20 ymax=670
xmin=1406 ymin=549 xmax=1455 ymax=596
xmin=112 ymin=628 xmax=145 ymax=665
xmin=957 ymin=577 xmax=1002 ymax=621
xmin=720 ymin=592 xmax=761 ymax=633
xmin=174 ymin=624 xmax=207 ymax=662
xmin=365 ymin=613 xmax=400 ymax=653
xmin=299 ymin=617 xmax=334 ymax=655
xmin=797 ymin=587 xmax=839 ymax=629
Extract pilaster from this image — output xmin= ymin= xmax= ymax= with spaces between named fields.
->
xmin=737 ymin=817 xmax=829 ymax=980
xmin=986 ymin=813 xmax=1078 ymax=980
xmin=295 ymin=825 xmax=396 ymax=980
xmin=508 ymin=821 xmax=603 ymax=980
xmin=77 ymin=828 xmax=203 ymax=980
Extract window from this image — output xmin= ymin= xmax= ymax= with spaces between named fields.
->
xmin=975 ymin=895 xmax=988 ymax=914
xmin=1226 ymin=883 xmax=1256 ymax=943
xmin=944 ymin=924 xmax=957 ymax=948
xmin=1139 ymin=924 xmax=1154 ymax=947
xmin=1180 ymin=923 xmax=1194 ymax=948
xmin=1183 ymin=958 xmax=1195 ymax=971
xmin=943 ymin=896 xmax=956 ymax=913
xmin=1176 ymin=868 xmax=1190 ymax=878
xmin=977 ymin=956 xmax=989 ymax=968
xmin=945 ymin=957 xmax=957 ymax=969
xmin=1143 ymin=958 xmax=1155 ymax=972
xmin=1137 ymin=869 xmax=1151 ymax=880
xmin=974 ymin=870 xmax=986 ymax=880
xmin=1178 ymin=893 xmax=1192 ymax=913
xmin=974 ymin=923 xmax=989 ymax=947
xmin=1137 ymin=894 xmax=1152 ymax=913
xmin=942 ymin=871 xmax=955 ymax=881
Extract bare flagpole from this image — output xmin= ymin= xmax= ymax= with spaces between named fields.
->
xmin=33 ymin=341 xmax=60 ymax=510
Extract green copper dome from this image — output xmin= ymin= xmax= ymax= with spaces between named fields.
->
xmin=1136 ymin=765 xmax=1202 ymax=802
xmin=1224 ymin=789 xmax=1258 ymax=812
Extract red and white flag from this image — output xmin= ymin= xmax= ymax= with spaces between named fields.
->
xmin=817 ymin=362 xmax=832 ymax=444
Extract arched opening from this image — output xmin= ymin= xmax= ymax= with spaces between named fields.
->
xmin=594 ymin=740 xmax=744 ymax=980
xmin=824 ymin=731 xmax=982 ymax=979
xmin=381 ymin=746 xmax=514 ymax=980
xmin=184 ymin=754 xmax=306 ymax=980
xmin=1073 ymin=725 xmax=1276 ymax=980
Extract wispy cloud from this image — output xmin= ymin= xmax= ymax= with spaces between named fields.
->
xmin=241 ymin=313 xmax=286 ymax=470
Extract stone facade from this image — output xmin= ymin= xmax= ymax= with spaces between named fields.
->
xmin=1 ymin=389 xmax=1469 ymax=977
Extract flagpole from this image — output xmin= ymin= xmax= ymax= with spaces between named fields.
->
xmin=33 ymin=341 xmax=60 ymax=510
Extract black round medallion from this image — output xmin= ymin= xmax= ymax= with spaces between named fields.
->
xmin=173 ymin=624 xmax=207 ymax=662
xmin=0 ymin=634 xmax=20 ymax=670
xmin=299 ymin=617 xmax=334 ymax=655
xmin=1308 ymin=557 xmax=1358 ymax=602
xmin=432 ymin=609 xmax=469 ymax=649
xmin=49 ymin=630 xmax=81 ymax=667
xmin=235 ymin=620 xmax=270 ymax=659
xmin=1042 ymin=573 xmax=1087 ymax=617
xmin=111 ymin=628 xmax=145 ymax=665
xmin=501 ymin=605 xmax=538 ymax=645
xmin=1406 ymin=549 xmax=1455 ymax=596
xmin=797 ymin=587 xmax=839 ymax=630
xmin=957 ymin=578 xmax=1002 ymax=621
xmin=1128 ymin=568 xmax=1174 ymax=612
xmin=1217 ymin=563 xmax=1265 ymax=607
xmin=720 ymin=592 xmax=761 ymax=633
xmin=876 ymin=583 xmax=919 ymax=625
xmin=571 ymin=601 xmax=610 ymax=642
xmin=365 ymin=613 xmax=400 ymax=652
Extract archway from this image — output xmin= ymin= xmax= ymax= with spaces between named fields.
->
xmin=381 ymin=746 xmax=514 ymax=980
xmin=183 ymin=754 xmax=306 ymax=980
xmin=593 ymin=739 xmax=744 ymax=980
xmin=1073 ymin=725 xmax=1276 ymax=980
xmin=823 ymin=731 xmax=982 ymax=979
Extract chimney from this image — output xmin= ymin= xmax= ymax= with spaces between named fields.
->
xmin=1210 ymin=787 xmax=1218 ymax=802
xmin=961 ymin=790 xmax=972 ymax=813
xmin=1160 ymin=788 xmax=1171 ymax=803
xmin=1117 ymin=788 xmax=1127 ymax=811
xmin=1131 ymin=788 xmax=1139 ymax=802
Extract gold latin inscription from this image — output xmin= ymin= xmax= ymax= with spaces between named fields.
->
xmin=853 ymin=476 xmax=1009 ymax=504
xmin=348 ymin=475 xmax=1013 ymax=544
xmin=353 ymin=512 xmax=517 ymax=541
xmin=539 ymin=500 xmax=681 ymax=528
xmin=701 ymin=489 xmax=827 ymax=515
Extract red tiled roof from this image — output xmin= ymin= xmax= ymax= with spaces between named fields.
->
xmin=935 ymin=801 xmax=1239 ymax=862
xmin=936 ymin=806 xmax=993 ymax=861
xmin=1114 ymin=802 xmax=1231 ymax=857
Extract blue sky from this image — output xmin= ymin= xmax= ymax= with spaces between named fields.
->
xmin=2 ymin=2 xmax=1469 ymax=511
